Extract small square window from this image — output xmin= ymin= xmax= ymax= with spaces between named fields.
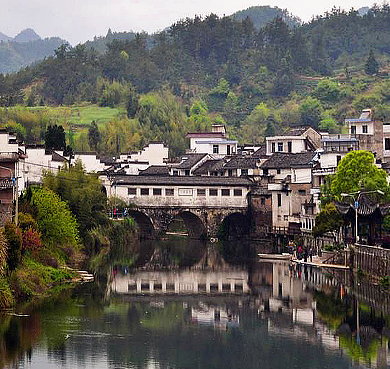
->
xmin=209 ymin=189 xmax=218 ymax=196
xmin=197 ymin=189 xmax=206 ymax=196
xmin=298 ymin=189 xmax=306 ymax=195
xmin=153 ymin=188 xmax=162 ymax=196
xmin=213 ymin=145 xmax=219 ymax=154
xmin=362 ymin=125 xmax=368 ymax=133
xmin=128 ymin=188 xmax=136 ymax=195
xmin=277 ymin=169 xmax=281 ymax=174
xmin=351 ymin=125 xmax=356 ymax=134
xmin=221 ymin=189 xmax=230 ymax=196
xmin=184 ymin=170 xmax=190 ymax=176
xmin=234 ymin=189 xmax=242 ymax=196
xmin=241 ymin=169 xmax=248 ymax=176
xmin=271 ymin=142 xmax=276 ymax=153
xmin=141 ymin=188 xmax=149 ymax=196
xmin=278 ymin=142 xmax=283 ymax=152
xmin=166 ymin=188 xmax=174 ymax=196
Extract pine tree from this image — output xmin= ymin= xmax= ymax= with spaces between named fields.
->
xmin=365 ymin=49 xmax=379 ymax=75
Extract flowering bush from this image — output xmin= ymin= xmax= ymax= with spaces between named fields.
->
xmin=22 ymin=227 xmax=42 ymax=255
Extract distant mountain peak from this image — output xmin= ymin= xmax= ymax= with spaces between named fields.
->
xmin=0 ymin=31 xmax=12 ymax=42
xmin=14 ymin=28 xmax=41 ymax=43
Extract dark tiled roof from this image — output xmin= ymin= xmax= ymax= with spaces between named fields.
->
xmin=52 ymin=151 xmax=67 ymax=162
xmin=186 ymin=132 xmax=225 ymax=138
xmin=113 ymin=175 xmax=253 ymax=187
xmin=261 ymin=152 xmax=317 ymax=169
xmin=176 ymin=153 xmax=207 ymax=169
xmin=251 ymin=145 xmax=267 ymax=158
xmin=193 ymin=159 xmax=224 ymax=175
xmin=279 ymin=127 xmax=312 ymax=137
xmin=99 ymin=156 xmax=116 ymax=165
xmin=223 ymin=156 xmax=259 ymax=169
xmin=139 ymin=165 xmax=169 ymax=176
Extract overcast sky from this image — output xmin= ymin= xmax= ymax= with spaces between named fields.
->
xmin=1 ymin=0 xmax=377 ymax=45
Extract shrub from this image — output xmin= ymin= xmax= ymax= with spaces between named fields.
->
xmin=3 ymin=222 xmax=22 ymax=272
xmin=22 ymin=227 xmax=42 ymax=256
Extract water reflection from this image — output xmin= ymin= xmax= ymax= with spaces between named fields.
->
xmin=3 ymin=260 xmax=390 ymax=368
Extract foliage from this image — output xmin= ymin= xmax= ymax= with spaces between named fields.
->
xmin=365 ymin=49 xmax=379 ymax=75
xmin=312 ymin=79 xmax=341 ymax=105
xmin=43 ymin=160 xmax=108 ymax=243
xmin=0 ymin=276 xmax=14 ymax=308
xmin=88 ymin=121 xmax=101 ymax=152
xmin=3 ymin=222 xmax=22 ymax=272
xmin=330 ymin=151 xmax=390 ymax=201
xmin=313 ymin=203 xmax=343 ymax=237
xmin=44 ymin=124 xmax=66 ymax=150
xmin=299 ymin=96 xmax=323 ymax=129
xmin=22 ymin=228 xmax=42 ymax=256
xmin=18 ymin=212 xmax=39 ymax=233
xmin=0 ymin=231 xmax=7 ymax=276
xmin=30 ymin=187 xmax=80 ymax=249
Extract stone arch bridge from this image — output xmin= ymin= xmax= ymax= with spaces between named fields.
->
xmin=127 ymin=206 xmax=251 ymax=240
xmin=108 ymin=174 xmax=256 ymax=240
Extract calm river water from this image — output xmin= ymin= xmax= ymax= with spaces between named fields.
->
xmin=2 ymin=254 xmax=390 ymax=368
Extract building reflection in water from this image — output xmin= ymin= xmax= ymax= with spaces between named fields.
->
xmin=252 ymin=260 xmax=390 ymax=368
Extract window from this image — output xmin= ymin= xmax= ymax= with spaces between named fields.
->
xmin=234 ymin=189 xmax=242 ymax=196
xmin=277 ymin=169 xmax=281 ymax=174
xmin=197 ymin=189 xmax=206 ymax=196
xmin=337 ymin=155 xmax=342 ymax=165
xmin=241 ymin=169 xmax=248 ymax=176
xmin=209 ymin=189 xmax=218 ymax=196
xmin=386 ymin=138 xmax=390 ymax=150
xmin=271 ymin=142 xmax=276 ymax=153
xmin=362 ymin=125 xmax=368 ymax=133
xmin=140 ymin=188 xmax=149 ymax=196
xmin=228 ymin=169 xmax=233 ymax=177
xmin=278 ymin=142 xmax=283 ymax=152
xmin=213 ymin=145 xmax=219 ymax=154
xmin=261 ymin=197 xmax=265 ymax=205
xmin=277 ymin=193 xmax=282 ymax=207
xmin=221 ymin=189 xmax=230 ymax=196
xmin=227 ymin=145 xmax=231 ymax=155
xmin=351 ymin=125 xmax=356 ymax=134
xmin=263 ymin=169 xmax=268 ymax=176
xmin=184 ymin=170 xmax=190 ymax=176
xmin=128 ymin=188 xmax=136 ymax=195
xmin=298 ymin=189 xmax=306 ymax=195
xmin=173 ymin=170 xmax=178 ymax=176
xmin=153 ymin=188 xmax=162 ymax=196
xmin=166 ymin=188 xmax=174 ymax=196
xmin=287 ymin=141 xmax=292 ymax=153
xmin=284 ymin=215 xmax=288 ymax=221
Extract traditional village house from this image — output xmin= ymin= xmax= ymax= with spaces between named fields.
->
xmin=169 ymin=153 xmax=211 ymax=176
xmin=186 ymin=124 xmax=238 ymax=157
xmin=262 ymin=152 xmax=319 ymax=232
xmin=265 ymin=127 xmax=321 ymax=156
xmin=0 ymin=129 xmax=26 ymax=224
xmin=346 ymin=108 xmax=384 ymax=160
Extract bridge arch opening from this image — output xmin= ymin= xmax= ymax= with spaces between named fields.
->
xmin=220 ymin=212 xmax=251 ymax=240
xmin=126 ymin=210 xmax=155 ymax=239
xmin=167 ymin=211 xmax=207 ymax=240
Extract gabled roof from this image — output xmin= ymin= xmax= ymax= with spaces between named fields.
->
xmin=139 ymin=165 xmax=169 ymax=176
xmin=261 ymin=152 xmax=317 ymax=169
xmin=223 ymin=156 xmax=259 ymax=169
xmin=251 ymin=145 xmax=267 ymax=158
xmin=176 ymin=153 xmax=207 ymax=169
xmin=51 ymin=151 xmax=67 ymax=163
xmin=186 ymin=132 xmax=225 ymax=138
xmin=193 ymin=159 xmax=224 ymax=175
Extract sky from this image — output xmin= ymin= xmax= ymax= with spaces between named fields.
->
xmin=1 ymin=0 xmax=378 ymax=45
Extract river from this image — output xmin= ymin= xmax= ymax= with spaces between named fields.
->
xmin=2 ymin=251 xmax=390 ymax=368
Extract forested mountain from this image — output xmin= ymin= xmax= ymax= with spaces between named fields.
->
xmin=2 ymin=5 xmax=390 ymax=157
xmin=0 ymin=27 xmax=66 ymax=73
xmin=231 ymin=5 xmax=301 ymax=29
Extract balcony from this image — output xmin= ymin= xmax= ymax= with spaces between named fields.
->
xmin=0 ymin=177 xmax=13 ymax=189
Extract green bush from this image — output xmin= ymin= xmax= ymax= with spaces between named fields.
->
xmin=0 ymin=276 xmax=14 ymax=308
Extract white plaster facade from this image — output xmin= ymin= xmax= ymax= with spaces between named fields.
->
xmin=114 ymin=183 xmax=250 ymax=208
xmin=120 ymin=143 xmax=169 ymax=165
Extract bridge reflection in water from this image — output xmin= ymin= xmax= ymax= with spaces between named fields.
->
xmin=110 ymin=269 xmax=250 ymax=295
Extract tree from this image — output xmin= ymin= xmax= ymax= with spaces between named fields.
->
xmin=3 ymin=222 xmax=22 ymax=272
xmin=330 ymin=150 xmax=390 ymax=201
xmin=313 ymin=203 xmax=343 ymax=237
xmin=127 ymin=88 xmax=139 ymax=118
xmin=88 ymin=121 xmax=101 ymax=152
xmin=43 ymin=160 xmax=108 ymax=242
xmin=44 ymin=125 xmax=66 ymax=150
xmin=365 ymin=49 xmax=379 ymax=75
xmin=299 ymin=97 xmax=323 ymax=129
xmin=30 ymin=188 xmax=80 ymax=248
